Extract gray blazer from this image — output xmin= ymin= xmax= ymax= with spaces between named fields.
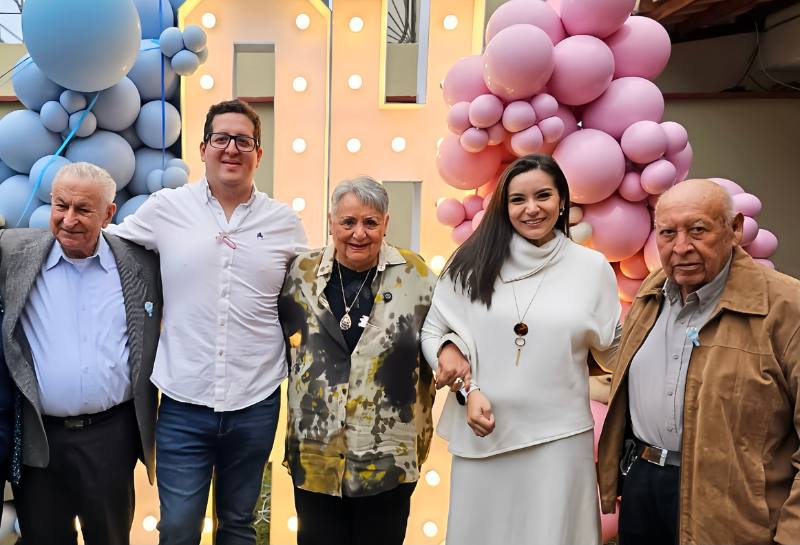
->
xmin=0 ymin=229 xmax=162 ymax=483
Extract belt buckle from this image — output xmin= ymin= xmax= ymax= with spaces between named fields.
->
xmin=642 ymin=445 xmax=668 ymax=467
xmin=64 ymin=418 xmax=86 ymax=430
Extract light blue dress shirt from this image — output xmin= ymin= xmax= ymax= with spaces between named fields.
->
xmin=21 ymin=236 xmax=131 ymax=417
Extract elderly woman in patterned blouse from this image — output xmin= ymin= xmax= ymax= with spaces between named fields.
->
xmin=278 ymin=176 xmax=436 ymax=545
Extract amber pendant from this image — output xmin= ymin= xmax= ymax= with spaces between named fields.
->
xmin=513 ymin=322 xmax=529 ymax=336
xmin=339 ymin=313 xmax=352 ymax=331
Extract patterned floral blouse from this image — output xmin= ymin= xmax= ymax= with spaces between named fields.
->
xmin=278 ymin=242 xmax=436 ymax=497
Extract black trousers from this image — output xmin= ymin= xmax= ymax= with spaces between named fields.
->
xmin=294 ymin=482 xmax=416 ymax=545
xmin=13 ymin=402 xmax=139 ymax=545
xmin=619 ymin=456 xmax=680 ymax=545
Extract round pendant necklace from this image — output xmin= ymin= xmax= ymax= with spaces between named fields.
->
xmin=510 ymin=268 xmax=549 ymax=365
xmin=337 ymin=260 xmax=375 ymax=331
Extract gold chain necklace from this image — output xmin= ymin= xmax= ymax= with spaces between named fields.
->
xmin=510 ymin=268 xmax=549 ymax=366
xmin=337 ymin=260 xmax=375 ymax=331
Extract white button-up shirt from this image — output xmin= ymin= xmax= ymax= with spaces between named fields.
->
xmin=107 ymin=179 xmax=308 ymax=411
xmin=21 ymin=236 xmax=131 ymax=417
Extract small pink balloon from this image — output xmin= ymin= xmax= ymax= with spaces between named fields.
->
xmin=443 ymin=55 xmax=490 ymax=107
xmin=502 ymin=100 xmax=537 ymax=133
xmin=660 ymin=121 xmax=689 ymax=155
xmin=539 ymin=116 xmax=566 ymax=143
xmin=530 ymin=92 xmax=559 ymax=119
xmin=560 ymin=0 xmax=636 ymax=38
xmin=620 ymin=251 xmax=649 ymax=280
xmin=621 ymin=120 xmax=668 ymax=164
xmin=437 ymin=134 xmax=504 ymax=190
xmin=436 ymin=198 xmax=467 ymax=227
xmin=472 ymin=209 xmax=486 ymax=230
xmin=477 ymin=175 xmax=500 ymax=198
xmin=640 ymin=159 xmax=677 ymax=195
xmin=666 ymin=142 xmax=693 ymax=182
xmin=548 ymin=35 xmax=615 ymax=106
xmin=746 ymin=229 xmax=778 ymax=259
xmin=741 ymin=216 xmax=759 ymax=246
xmin=582 ymin=77 xmax=665 ymax=140
xmin=616 ymin=267 xmax=643 ymax=302
xmin=483 ymin=193 xmax=493 ymax=210
xmin=463 ymin=194 xmax=485 ymax=220
xmin=605 ymin=16 xmax=671 ymax=80
xmin=553 ymin=129 xmax=626 ymax=204
xmin=709 ymin=177 xmax=744 ymax=196
xmin=601 ymin=498 xmax=621 ymax=543
xmin=483 ymin=24 xmax=555 ymax=101
xmin=538 ymin=105 xmax=578 ymax=155
xmin=447 ymin=102 xmax=472 ymax=135
xmin=732 ymin=192 xmax=762 ymax=218
xmin=469 ymin=94 xmax=505 ymax=129
xmin=485 ymin=0 xmax=566 ymax=45
xmin=569 ymin=205 xmax=583 ymax=225
xmin=754 ymin=258 xmax=775 ymax=269
xmin=486 ymin=122 xmax=508 ymax=146
xmin=618 ymin=171 xmax=649 ymax=202
xmin=643 ymin=230 xmax=660 ymax=272
xmin=460 ymin=127 xmax=490 ymax=153
xmin=452 ymin=220 xmax=474 ymax=244
xmin=583 ymin=195 xmax=651 ymax=261
xmin=510 ymin=125 xmax=545 ymax=156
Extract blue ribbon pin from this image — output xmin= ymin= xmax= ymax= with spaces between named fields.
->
xmin=686 ymin=326 xmax=700 ymax=347
xmin=144 ymin=301 xmax=154 ymax=318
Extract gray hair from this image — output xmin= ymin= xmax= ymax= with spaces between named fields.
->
xmin=331 ymin=176 xmax=389 ymax=215
xmin=52 ymin=162 xmax=117 ymax=205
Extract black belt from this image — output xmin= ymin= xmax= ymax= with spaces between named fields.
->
xmin=42 ymin=400 xmax=133 ymax=430
xmin=633 ymin=437 xmax=681 ymax=467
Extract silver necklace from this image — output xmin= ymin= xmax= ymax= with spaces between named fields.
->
xmin=337 ymin=260 xmax=374 ymax=331
xmin=510 ymin=268 xmax=549 ymax=366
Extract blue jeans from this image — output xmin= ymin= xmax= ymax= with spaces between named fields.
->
xmin=155 ymin=390 xmax=280 ymax=545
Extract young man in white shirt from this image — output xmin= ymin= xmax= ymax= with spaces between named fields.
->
xmin=109 ymin=99 xmax=308 ymax=545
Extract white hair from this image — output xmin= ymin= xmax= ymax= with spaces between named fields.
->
xmin=331 ymin=176 xmax=389 ymax=215
xmin=52 ymin=162 xmax=117 ymax=205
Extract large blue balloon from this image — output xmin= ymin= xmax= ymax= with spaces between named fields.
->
xmin=0 ymin=110 xmax=62 ymax=173
xmin=30 ymin=154 xmax=71 ymax=202
xmin=0 ymin=175 xmax=40 ymax=227
xmin=133 ymin=0 xmax=174 ymax=40
xmin=127 ymin=39 xmax=179 ymax=101
xmin=170 ymin=49 xmax=199 ymax=76
xmin=65 ymin=131 xmax=136 ymax=190
xmin=93 ymin=77 xmax=141 ymax=132
xmin=129 ymin=147 xmax=175 ymax=195
xmin=22 ymin=0 xmax=142 ymax=92
xmin=0 ymin=160 xmax=19 ymax=182
xmin=182 ymin=25 xmax=208 ymax=53
xmin=159 ymin=27 xmax=184 ymax=58
xmin=28 ymin=204 xmax=52 ymax=229
xmin=136 ymin=100 xmax=181 ymax=149
xmin=116 ymin=194 xmax=149 ymax=223
xmin=11 ymin=57 xmax=63 ymax=112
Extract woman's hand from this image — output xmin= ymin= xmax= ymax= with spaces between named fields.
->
xmin=466 ymin=390 xmax=495 ymax=437
xmin=436 ymin=342 xmax=471 ymax=391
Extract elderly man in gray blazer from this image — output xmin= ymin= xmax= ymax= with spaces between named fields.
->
xmin=0 ymin=162 xmax=161 ymax=545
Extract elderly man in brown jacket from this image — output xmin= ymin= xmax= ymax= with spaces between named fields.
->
xmin=598 ymin=179 xmax=800 ymax=545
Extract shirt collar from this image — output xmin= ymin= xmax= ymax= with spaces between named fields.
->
xmin=46 ymin=234 xmax=114 ymax=272
xmin=664 ymin=252 xmax=733 ymax=307
xmin=199 ymin=177 xmax=258 ymax=208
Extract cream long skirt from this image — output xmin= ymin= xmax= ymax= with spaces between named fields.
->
xmin=446 ymin=430 xmax=601 ymax=545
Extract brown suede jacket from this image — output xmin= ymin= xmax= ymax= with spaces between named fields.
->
xmin=598 ymin=247 xmax=800 ymax=545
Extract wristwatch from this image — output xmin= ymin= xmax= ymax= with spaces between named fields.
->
xmin=456 ymin=382 xmax=480 ymax=406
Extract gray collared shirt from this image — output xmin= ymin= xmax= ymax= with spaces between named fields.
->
xmin=628 ymin=254 xmax=732 ymax=452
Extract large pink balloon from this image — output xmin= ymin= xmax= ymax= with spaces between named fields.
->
xmin=741 ymin=216 xmax=759 ymax=246
xmin=560 ymin=0 xmax=636 ymax=38
xmin=616 ymin=268 xmax=643 ymax=302
xmin=548 ymin=35 xmax=615 ymax=106
xmin=746 ymin=229 xmax=778 ymax=259
xmin=709 ymin=177 xmax=744 ymax=196
xmin=437 ymin=134 xmax=504 ymax=190
xmin=732 ymin=193 xmax=762 ymax=218
xmin=443 ymin=55 xmax=490 ymax=107
xmin=502 ymin=100 xmax=537 ymax=133
xmin=553 ymin=129 xmax=626 ymax=204
xmin=483 ymin=24 xmax=555 ymax=101
xmin=582 ymin=77 xmax=665 ymax=140
xmin=618 ymin=171 xmax=648 ymax=202
xmin=640 ymin=159 xmax=677 ymax=195
xmin=605 ymin=16 xmax=671 ymax=80
xmin=621 ymin=120 xmax=667 ymax=165
xmin=643 ymin=230 xmax=660 ymax=272
xmin=447 ymin=102 xmax=471 ymax=135
xmin=485 ymin=0 xmax=566 ymax=45
xmin=436 ymin=198 xmax=467 ymax=227
xmin=469 ymin=94 xmax=504 ymax=128
xmin=620 ymin=251 xmax=650 ymax=279
xmin=666 ymin=142 xmax=693 ymax=182
xmin=583 ymin=194 xmax=651 ymax=261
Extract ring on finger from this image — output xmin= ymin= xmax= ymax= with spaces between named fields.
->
xmin=453 ymin=377 xmax=465 ymax=388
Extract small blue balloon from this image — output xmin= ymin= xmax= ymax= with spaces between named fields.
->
xmin=65 ymin=131 xmax=136 ymax=190
xmin=0 ymin=175 xmax=39 ymax=227
xmin=161 ymin=166 xmax=188 ymax=189
xmin=129 ymin=147 xmax=176 ymax=195
xmin=39 ymin=101 xmax=69 ymax=133
xmin=116 ymin=194 xmax=149 ymax=223
xmin=0 ymin=110 xmax=62 ymax=173
xmin=146 ymin=169 xmax=164 ymax=193
xmin=22 ymin=0 xmax=142 ymax=93
xmin=136 ymin=100 xmax=181 ymax=149
xmin=69 ymin=111 xmax=97 ymax=138
xmin=30 ymin=154 xmax=71 ymax=202
xmin=60 ymin=90 xmax=87 ymax=115
xmin=28 ymin=204 xmax=51 ymax=229
xmin=171 ymin=50 xmax=199 ymax=77
xmin=11 ymin=57 xmax=63 ymax=112
xmin=182 ymin=25 xmax=207 ymax=53
xmin=133 ymin=0 xmax=174 ymax=40
xmin=118 ymin=125 xmax=143 ymax=151
xmin=166 ymin=158 xmax=190 ymax=175
xmin=159 ymin=27 xmax=184 ymax=58
xmin=128 ymin=39 xmax=179 ymax=101
xmin=93 ymin=77 xmax=141 ymax=132
xmin=0 ymin=160 xmax=18 ymax=182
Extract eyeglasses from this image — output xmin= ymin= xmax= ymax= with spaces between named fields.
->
xmin=205 ymin=132 xmax=258 ymax=152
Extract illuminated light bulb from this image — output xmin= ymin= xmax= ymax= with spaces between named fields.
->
xmin=391 ymin=136 xmax=406 ymax=152
xmin=288 ymin=516 xmax=299 ymax=532
xmin=443 ymin=15 xmax=459 ymax=30
xmin=203 ymin=518 xmax=213 ymax=534
xmin=423 ymin=521 xmax=439 ymax=537
xmin=425 ymin=469 xmax=441 ymax=486
xmin=430 ymin=256 xmax=446 ymax=275
xmin=348 ymin=74 xmax=363 ymax=90
xmin=349 ymin=17 xmax=364 ymax=32
xmin=292 ymin=76 xmax=308 ymax=92
xmin=346 ymin=138 xmax=362 ymax=153
xmin=199 ymin=74 xmax=215 ymax=90
xmin=292 ymin=197 xmax=307 ymax=212
xmin=201 ymin=12 xmax=216 ymax=29
xmin=142 ymin=516 xmax=158 ymax=532
xmin=295 ymin=13 xmax=311 ymax=30
xmin=292 ymin=138 xmax=307 ymax=154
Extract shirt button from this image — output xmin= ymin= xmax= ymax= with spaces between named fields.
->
xmin=680 ymin=319 xmax=686 ymax=325
xmin=672 ymin=354 xmax=679 ymax=360
xmin=219 ymin=319 xmax=225 ymax=326
xmin=218 ymin=350 xmax=224 ymax=356
xmin=667 ymin=426 xmax=674 ymax=432
xmin=667 ymin=391 xmax=674 ymax=397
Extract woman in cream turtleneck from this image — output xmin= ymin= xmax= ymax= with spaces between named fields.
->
xmin=421 ymin=154 xmax=620 ymax=545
